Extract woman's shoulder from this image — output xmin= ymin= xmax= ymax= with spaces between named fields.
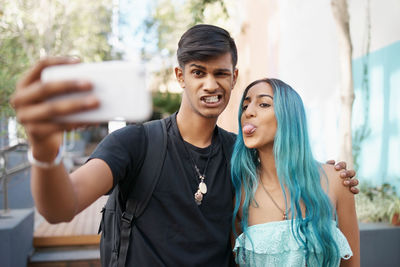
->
xmin=321 ymin=163 xmax=341 ymax=185
xmin=320 ymin=163 xmax=350 ymax=199
xmin=321 ymin=163 xmax=339 ymax=179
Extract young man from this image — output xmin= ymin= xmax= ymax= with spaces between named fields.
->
xmin=11 ymin=24 xmax=358 ymax=266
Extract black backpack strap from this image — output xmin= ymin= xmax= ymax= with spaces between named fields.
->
xmin=117 ymin=119 xmax=167 ymax=267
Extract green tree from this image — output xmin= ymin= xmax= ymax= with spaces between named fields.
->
xmin=0 ymin=0 xmax=116 ymax=116
xmin=152 ymin=91 xmax=182 ymax=119
xmin=142 ymin=0 xmax=228 ymax=60
xmin=0 ymin=37 xmax=29 ymax=117
xmin=140 ymin=0 xmax=230 ymax=116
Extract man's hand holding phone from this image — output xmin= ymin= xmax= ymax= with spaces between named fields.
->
xmin=41 ymin=60 xmax=152 ymax=123
xmin=11 ymin=57 xmax=151 ymax=164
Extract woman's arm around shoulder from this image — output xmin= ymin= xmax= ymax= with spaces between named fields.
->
xmin=323 ymin=164 xmax=360 ymax=267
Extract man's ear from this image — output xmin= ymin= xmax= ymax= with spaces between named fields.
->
xmin=232 ymin=68 xmax=239 ymax=90
xmin=175 ymin=67 xmax=185 ymax=88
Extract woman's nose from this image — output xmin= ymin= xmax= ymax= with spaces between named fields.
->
xmin=244 ymin=103 xmax=256 ymax=118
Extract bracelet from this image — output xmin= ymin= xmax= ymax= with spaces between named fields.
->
xmin=27 ymin=146 xmax=64 ymax=169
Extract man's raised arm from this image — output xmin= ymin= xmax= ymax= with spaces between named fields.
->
xmin=11 ymin=57 xmax=112 ymax=223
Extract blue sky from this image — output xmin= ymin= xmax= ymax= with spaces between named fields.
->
xmin=118 ymin=0 xmax=154 ymax=60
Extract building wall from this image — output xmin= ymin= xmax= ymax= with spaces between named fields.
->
xmin=218 ymin=0 xmax=279 ymax=133
xmin=350 ymin=0 xmax=400 ymax=186
xmin=353 ymin=41 xmax=400 ymax=185
xmin=219 ymin=0 xmax=400 ymax=186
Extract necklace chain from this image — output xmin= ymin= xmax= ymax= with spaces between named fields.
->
xmin=259 ymin=178 xmax=290 ymax=220
xmin=193 ymin=165 xmax=204 ymax=180
xmin=181 ymin=136 xmax=214 ymax=205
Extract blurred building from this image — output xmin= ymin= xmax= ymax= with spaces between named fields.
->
xmin=218 ymin=0 xmax=400 ymax=187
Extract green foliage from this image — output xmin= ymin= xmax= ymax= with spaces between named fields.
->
xmin=0 ymin=37 xmax=29 ymax=116
xmin=356 ymin=182 xmax=400 ymax=223
xmin=142 ymin=0 xmax=229 ymax=58
xmin=188 ymin=0 xmax=229 ymax=25
xmin=141 ymin=0 xmax=230 ymax=93
xmin=388 ymin=196 xmax=400 ymax=222
xmin=0 ymin=0 xmax=116 ymax=116
xmin=152 ymin=91 xmax=182 ymax=117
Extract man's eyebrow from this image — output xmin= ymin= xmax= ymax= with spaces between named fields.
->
xmin=189 ymin=64 xmax=232 ymax=74
xmin=189 ymin=64 xmax=206 ymax=70
xmin=214 ymin=68 xmax=232 ymax=73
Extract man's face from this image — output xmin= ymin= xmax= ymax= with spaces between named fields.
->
xmin=175 ymin=52 xmax=238 ymax=119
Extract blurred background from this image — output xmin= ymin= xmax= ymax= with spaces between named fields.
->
xmin=0 ymin=0 xmax=399 ymax=266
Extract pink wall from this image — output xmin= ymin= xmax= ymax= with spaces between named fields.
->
xmin=218 ymin=0 xmax=279 ymax=132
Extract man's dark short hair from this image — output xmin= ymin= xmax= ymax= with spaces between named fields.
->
xmin=177 ymin=24 xmax=238 ymax=69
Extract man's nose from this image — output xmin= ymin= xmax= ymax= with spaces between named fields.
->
xmin=203 ymin=75 xmax=218 ymax=92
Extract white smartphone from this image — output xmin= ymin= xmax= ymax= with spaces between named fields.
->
xmin=41 ymin=61 xmax=152 ymax=122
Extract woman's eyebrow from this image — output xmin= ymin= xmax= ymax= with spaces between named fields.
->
xmin=243 ymin=94 xmax=273 ymax=103
xmin=258 ymin=94 xmax=273 ymax=100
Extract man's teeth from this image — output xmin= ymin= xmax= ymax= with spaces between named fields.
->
xmin=204 ymin=96 xmax=219 ymax=103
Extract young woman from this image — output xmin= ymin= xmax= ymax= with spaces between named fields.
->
xmin=231 ymin=78 xmax=359 ymax=266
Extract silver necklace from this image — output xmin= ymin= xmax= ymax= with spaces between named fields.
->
xmin=193 ymin=165 xmax=209 ymax=205
xmin=181 ymin=137 xmax=214 ymax=205
xmin=259 ymin=178 xmax=290 ymax=220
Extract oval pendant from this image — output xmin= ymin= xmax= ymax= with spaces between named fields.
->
xmin=199 ymin=182 xmax=207 ymax=194
xmin=194 ymin=190 xmax=203 ymax=205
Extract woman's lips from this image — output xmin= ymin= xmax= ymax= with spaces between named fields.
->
xmin=243 ymin=123 xmax=256 ymax=135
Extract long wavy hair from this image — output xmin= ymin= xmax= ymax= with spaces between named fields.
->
xmin=231 ymin=78 xmax=339 ymax=266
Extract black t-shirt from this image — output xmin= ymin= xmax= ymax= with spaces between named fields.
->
xmin=90 ymin=114 xmax=236 ymax=266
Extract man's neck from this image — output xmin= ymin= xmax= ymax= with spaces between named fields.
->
xmin=176 ymin=108 xmax=217 ymax=148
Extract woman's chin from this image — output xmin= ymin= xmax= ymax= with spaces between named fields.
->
xmin=244 ymin=140 xmax=259 ymax=149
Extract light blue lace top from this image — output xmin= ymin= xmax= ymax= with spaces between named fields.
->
xmin=233 ymin=220 xmax=352 ymax=267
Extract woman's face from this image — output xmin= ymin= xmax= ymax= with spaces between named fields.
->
xmin=241 ymin=82 xmax=277 ymax=150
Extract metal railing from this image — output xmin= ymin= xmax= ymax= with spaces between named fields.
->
xmin=0 ymin=143 xmax=31 ymax=214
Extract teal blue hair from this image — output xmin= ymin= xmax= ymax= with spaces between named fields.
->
xmin=231 ymin=78 xmax=340 ymax=266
